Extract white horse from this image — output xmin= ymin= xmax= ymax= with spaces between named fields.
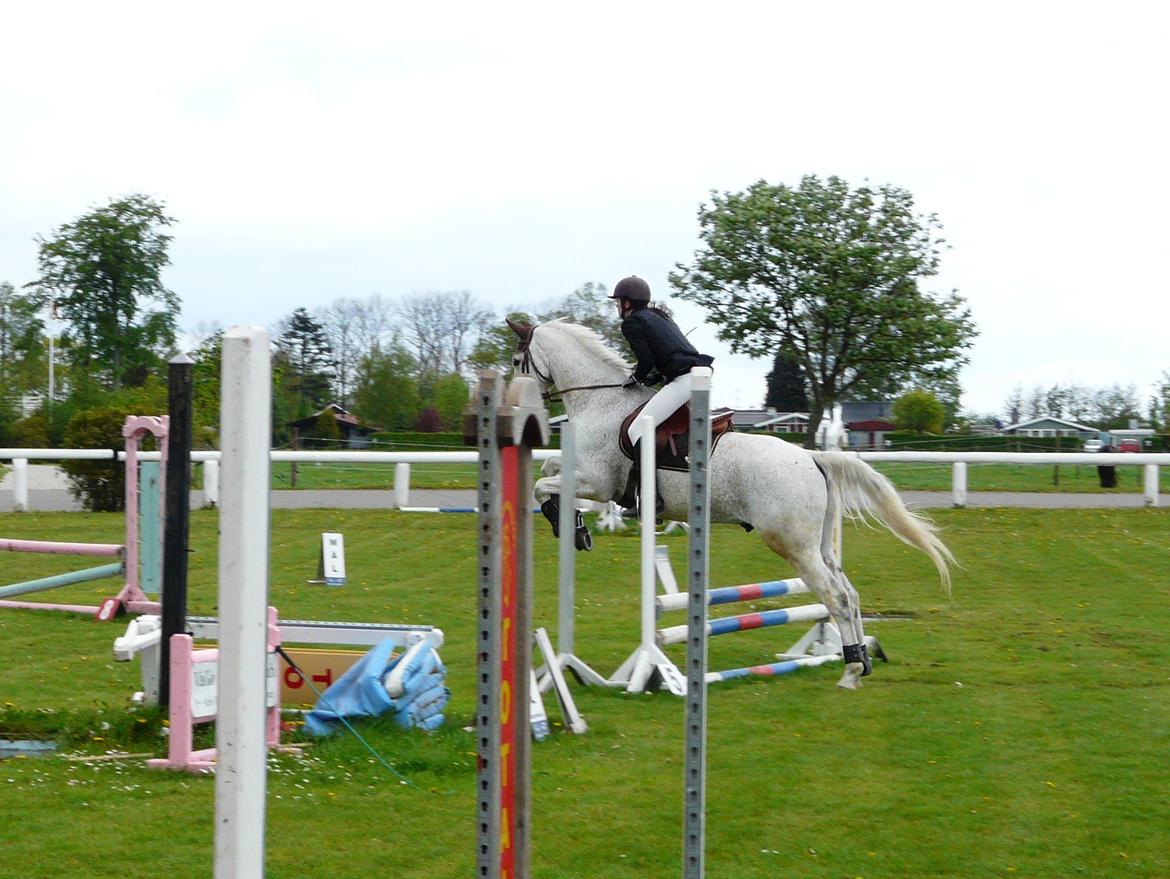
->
xmin=508 ymin=317 xmax=954 ymax=690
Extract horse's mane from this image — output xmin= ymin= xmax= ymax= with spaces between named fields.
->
xmin=542 ymin=318 xmax=631 ymax=372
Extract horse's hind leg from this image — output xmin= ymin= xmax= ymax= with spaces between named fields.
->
xmin=814 ymin=461 xmax=872 ymax=687
xmin=768 ymin=535 xmax=869 ymax=690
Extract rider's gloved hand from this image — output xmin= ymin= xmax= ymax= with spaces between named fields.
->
xmin=621 ymin=375 xmax=640 ymax=388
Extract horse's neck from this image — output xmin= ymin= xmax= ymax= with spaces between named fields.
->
xmin=543 ymin=331 xmax=632 ymax=422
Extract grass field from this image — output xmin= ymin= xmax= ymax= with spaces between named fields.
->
xmin=1 ymin=506 xmax=1169 ymax=878
xmin=265 ymin=458 xmax=1168 ymax=494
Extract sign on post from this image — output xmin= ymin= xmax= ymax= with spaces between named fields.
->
xmin=309 ymin=533 xmax=346 ymax=586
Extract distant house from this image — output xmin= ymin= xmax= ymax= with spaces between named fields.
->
xmin=754 ymin=412 xmax=810 ymax=434
xmin=730 ymin=408 xmax=779 ymax=431
xmin=1002 ymin=416 xmax=1097 ymax=439
xmin=840 ymin=401 xmax=895 ymax=424
xmin=288 ymin=404 xmax=378 ymax=448
xmin=839 ymin=401 xmax=896 ymax=450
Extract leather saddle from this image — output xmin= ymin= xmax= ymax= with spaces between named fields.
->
xmin=618 ymin=403 xmax=735 ymax=472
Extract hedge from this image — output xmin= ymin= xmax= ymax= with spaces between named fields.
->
xmin=367 ymin=431 xmax=563 ymax=450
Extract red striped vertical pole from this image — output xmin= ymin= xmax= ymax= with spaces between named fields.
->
xmin=498 ymin=445 xmax=519 ymax=877
xmin=469 ymin=370 xmax=547 ymax=879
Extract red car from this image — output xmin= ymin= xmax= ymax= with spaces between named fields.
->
xmin=1118 ymin=438 xmax=1142 ymax=453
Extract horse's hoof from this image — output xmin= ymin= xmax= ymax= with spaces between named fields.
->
xmin=574 ymin=527 xmax=593 ymax=552
xmin=836 ymin=664 xmax=865 ymax=690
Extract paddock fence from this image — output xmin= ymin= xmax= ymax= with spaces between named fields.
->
xmin=1 ymin=448 xmax=1167 ymax=512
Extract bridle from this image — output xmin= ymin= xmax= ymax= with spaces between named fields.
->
xmin=513 ymin=323 xmax=627 ymax=404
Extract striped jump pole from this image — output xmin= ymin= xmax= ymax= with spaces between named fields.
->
xmin=658 ymin=603 xmax=830 ymax=646
xmin=0 ymin=538 xmax=124 ymax=556
xmin=0 ymin=563 xmax=126 ymax=600
xmin=655 ymin=577 xmax=810 ymax=613
xmin=464 ymin=369 xmax=548 ymax=879
xmin=705 ymin=654 xmax=840 ymax=684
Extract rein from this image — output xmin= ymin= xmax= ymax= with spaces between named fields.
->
xmin=541 ymin=381 xmax=626 ymax=404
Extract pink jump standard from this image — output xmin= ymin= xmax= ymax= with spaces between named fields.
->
xmin=0 ymin=415 xmax=168 ymax=619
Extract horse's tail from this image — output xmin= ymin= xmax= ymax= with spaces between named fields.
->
xmin=813 ymin=451 xmax=954 ymax=592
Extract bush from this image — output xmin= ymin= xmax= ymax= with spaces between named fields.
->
xmin=367 ymin=430 xmax=563 ymax=450
xmin=885 ymin=432 xmax=1092 ymax=452
xmin=9 ymin=413 xmax=51 ymax=448
xmin=306 ymin=411 xmax=343 ymax=449
xmin=60 ymin=408 xmax=141 ymax=511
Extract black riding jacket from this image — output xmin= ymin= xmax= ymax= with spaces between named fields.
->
xmin=621 ymin=308 xmax=714 ymax=384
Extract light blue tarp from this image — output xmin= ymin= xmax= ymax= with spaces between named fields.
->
xmin=303 ymin=637 xmax=449 ymax=736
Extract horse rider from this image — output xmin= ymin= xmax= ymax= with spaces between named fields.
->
xmin=611 ymin=275 xmax=714 ymax=517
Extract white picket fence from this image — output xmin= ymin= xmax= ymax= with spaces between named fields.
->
xmin=1 ymin=447 xmax=1166 ymax=512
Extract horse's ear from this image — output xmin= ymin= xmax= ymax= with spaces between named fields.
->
xmin=506 ymin=317 xmax=532 ymax=337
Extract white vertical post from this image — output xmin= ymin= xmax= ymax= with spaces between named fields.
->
xmin=12 ymin=458 xmax=28 ymax=513
xmin=393 ymin=462 xmax=410 ymax=508
xmin=952 ymin=462 xmax=968 ymax=508
xmin=639 ymin=415 xmax=656 ymax=667
xmin=202 ymin=459 xmax=220 ymax=508
xmin=608 ymin=414 xmax=684 ymax=694
xmin=214 ymin=326 xmax=272 ymax=879
xmin=557 ymin=423 xmax=576 ymax=654
xmin=540 ymin=423 xmax=607 ymax=690
xmin=1144 ymin=464 xmax=1159 ymax=508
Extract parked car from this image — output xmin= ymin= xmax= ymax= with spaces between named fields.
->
xmin=1118 ymin=438 xmax=1141 ymax=453
xmin=1083 ymin=438 xmax=1103 ymax=452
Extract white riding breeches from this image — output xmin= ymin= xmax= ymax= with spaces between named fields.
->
xmin=627 ymin=373 xmax=694 ymax=445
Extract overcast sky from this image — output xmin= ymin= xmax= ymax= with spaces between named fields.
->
xmin=2 ymin=2 xmax=1166 ymax=416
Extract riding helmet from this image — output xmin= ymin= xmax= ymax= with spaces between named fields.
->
xmin=610 ymin=276 xmax=652 ymax=302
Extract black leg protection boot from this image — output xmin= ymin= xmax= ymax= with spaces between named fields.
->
xmin=573 ymin=509 xmax=593 ymax=551
xmin=540 ymin=495 xmax=560 ymax=537
xmin=842 ymin=643 xmax=874 ymax=677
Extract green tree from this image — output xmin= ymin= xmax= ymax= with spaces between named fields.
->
xmin=353 ymin=341 xmax=420 ymax=431
xmin=1091 ymin=384 xmax=1142 ymax=429
xmin=429 ymin=372 xmax=470 ymax=431
xmin=311 ymin=409 xmax=343 ymax=449
xmin=893 ymin=389 xmax=946 ymax=434
xmin=470 ymin=283 xmax=624 ymax=376
xmin=538 ymin=281 xmax=625 ymax=351
xmin=470 ymin=310 xmax=536 ymax=374
xmin=190 ymin=330 xmax=223 ymax=448
xmin=0 ymin=281 xmax=46 ymax=396
xmin=274 ymin=308 xmax=335 ymax=419
xmin=31 ymin=194 xmax=179 ymax=390
xmin=764 ymin=348 xmax=807 ymax=412
xmin=670 ymin=175 xmax=977 ymax=447
xmin=1153 ymin=371 xmax=1170 ymax=432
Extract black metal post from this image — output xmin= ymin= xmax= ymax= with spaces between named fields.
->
xmin=159 ymin=353 xmax=194 ymax=708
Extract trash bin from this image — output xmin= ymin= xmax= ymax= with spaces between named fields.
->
xmin=1097 ymin=445 xmax=1116 ymax=488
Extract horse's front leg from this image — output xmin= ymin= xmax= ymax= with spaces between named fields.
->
xmin=535 ymin=462 xmax=611 ymax=551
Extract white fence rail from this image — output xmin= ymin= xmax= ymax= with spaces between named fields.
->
xmin=1 ymin=448 xmax=1166 ymax=512
xmin=0 ymin=448 xmax=560 ymax=512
